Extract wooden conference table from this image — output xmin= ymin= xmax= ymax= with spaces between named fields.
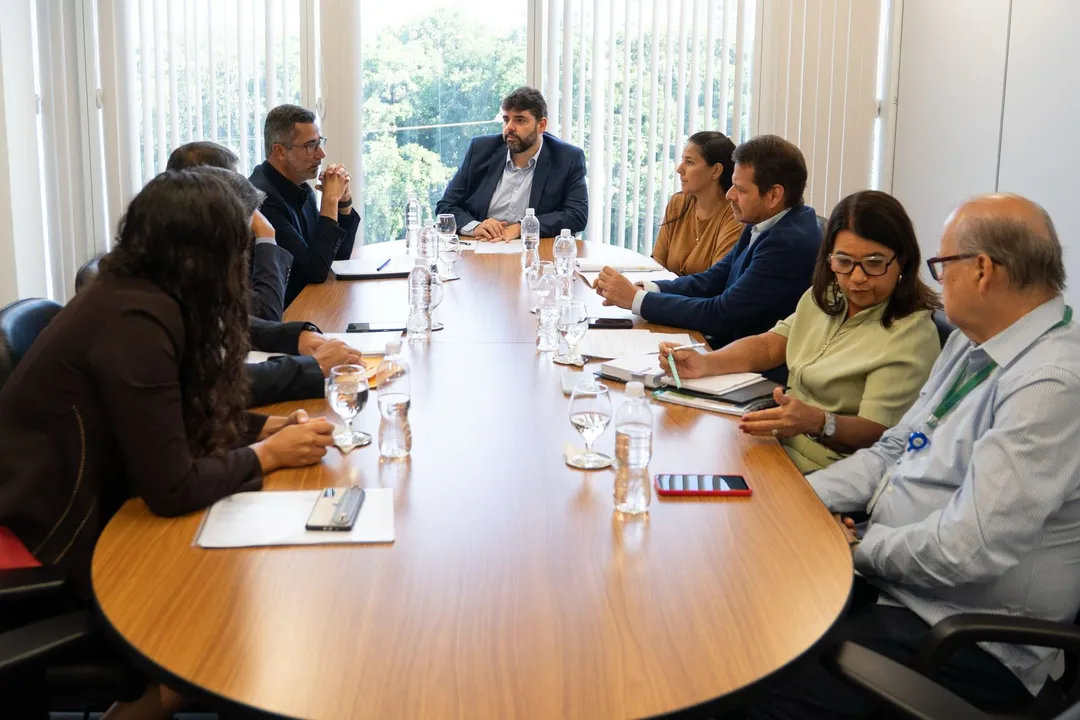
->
xmin=92 ymin=239 xmax=853 ymax=719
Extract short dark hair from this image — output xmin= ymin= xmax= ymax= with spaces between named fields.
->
xmin=167 ymin=141 xmax=239 ymax=172
xmin=811 ymin=190 xmax=940 ymax=328
xmin=687 ymin=131 xmax=736 ymax=192
xmin=731 ymin=134 xmax=808 ymax=208
xmin=501 ymin=87 xmax=547 ymax=123
xmin=263 ymin=103 xmax=317 ymax=158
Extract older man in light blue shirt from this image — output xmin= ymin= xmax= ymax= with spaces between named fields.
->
xmin=737 ymin=193 xmax=1080 ymax=719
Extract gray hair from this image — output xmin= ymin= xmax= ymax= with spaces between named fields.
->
xmin=263 ymin=104 xmax=317 ymax=158
xmin=956 ymin=206 xmax=1066 ymax=292
xmin=187 ymin=165 xmax=266 ymax=216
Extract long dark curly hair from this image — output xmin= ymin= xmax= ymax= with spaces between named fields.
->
xmin=99 ymin=168 xmax=253 ymax=457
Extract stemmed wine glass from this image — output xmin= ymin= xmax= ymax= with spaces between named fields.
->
xmin=328 ymin=364 xmax=371 ymax=447
xmin=439 ymin=233 xmax=461 ymax=280
xmin=436 ymin=213 xmax=457 ymax=247
xmin=555 ymin=300 xmax=589 ymax=365
xmin=568 ymin=381 xmax=612 ymax=469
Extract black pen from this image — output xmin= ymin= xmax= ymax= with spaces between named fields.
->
xmin=376 ymin=258 xmax=391 ymax=271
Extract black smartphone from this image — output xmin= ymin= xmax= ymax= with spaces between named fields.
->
xmin=654 ymin=474 xmax=752 ymax=497
xmin=347 ymin=322 xmax=408 ymax=333
xmin=589 ymin=317 xmax=634 ymax=330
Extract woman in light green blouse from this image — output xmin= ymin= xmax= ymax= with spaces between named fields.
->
xmin=661 ymin=190 xmax=942 ymax=473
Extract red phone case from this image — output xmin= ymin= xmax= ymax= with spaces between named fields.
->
xmin=654 ymin=474 xmax=753 ymax=497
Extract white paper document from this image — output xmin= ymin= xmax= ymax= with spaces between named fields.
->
xmin=576 ymin=257 xmax=662 ymax=273
xmin=472 ymin=239 xmax=524 ymax=254
xmin=195 ymin=489 xmax=395 ymax=548
xmin=578 ymin=269 xmax=678 ymax=288
xmin=322 ymin=331 xmax=402 ymax=355
xmin=601 ymin=353 xmax=762 ymax=394
xmin=577 ymin=330 xmax=694 ymax=360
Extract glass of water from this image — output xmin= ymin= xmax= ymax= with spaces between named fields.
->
xmin=328 ymin=364 xmax=371 ymax=447
xmin=429 ymin=271 xmax=445 ymax=331
xmin=439 ymin=233 xmax=461 ymax=280
xmin=568 ymin=381 xmax=612 ymax=469
xmin=527 ymin=260 xmax=554 ymax=312
xmin=436 ymin=213 xmax=457 ymax=241
xmin=554 ymin=300 xmax=589 ymax=365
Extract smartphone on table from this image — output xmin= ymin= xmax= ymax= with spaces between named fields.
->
xmin=654 ymin=474 xmax=752 ymax=497
xmin=347 ymin=322 xmax=408 ymax=333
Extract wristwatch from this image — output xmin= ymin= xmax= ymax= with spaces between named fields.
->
xmin=808 ymin=410 xmax=837 ymax=442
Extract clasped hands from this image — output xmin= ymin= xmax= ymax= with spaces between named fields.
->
xmin=473 ymin=218 xmax=522 ymax=242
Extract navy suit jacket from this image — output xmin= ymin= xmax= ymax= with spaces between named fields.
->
xmin=436 ymin=132 xmax=588 ymax=237
xmin=641 ymin=205 xmax=822 ymax=347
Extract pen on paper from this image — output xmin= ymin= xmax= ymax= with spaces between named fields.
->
xmin=667 ymin=353 xmax=682 ymax=390
xmin=376 ymin=258 xmax=391 ymax=271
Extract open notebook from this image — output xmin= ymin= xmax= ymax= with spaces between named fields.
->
xmin=598 ymin=353 xmax=763 ymax=395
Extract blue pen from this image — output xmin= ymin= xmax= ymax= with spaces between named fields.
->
xmin=376 ymin=258 xmax=391 ymax=271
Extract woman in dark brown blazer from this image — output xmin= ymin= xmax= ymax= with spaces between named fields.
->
xmin=0 ymin=168 xmax=336 ymax=718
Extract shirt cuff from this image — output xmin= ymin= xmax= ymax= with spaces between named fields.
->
xmin=254 ymin=237 xmax=277 ymax=246
xmin=631 ymin=289 xmax=648 ymax=316
xmin=460 ymin=221 xmax=479 ymax=236
xmin=643 ymin=281 xmax=661 ymax=292
xmin=852 ymin=522 xmax=891 ymax=577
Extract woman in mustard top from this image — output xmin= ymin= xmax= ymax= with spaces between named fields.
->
xmin=661 ymin=191 xmax=942 ymax=473
xmin=651 ymin=131 xmax=746 ymax=276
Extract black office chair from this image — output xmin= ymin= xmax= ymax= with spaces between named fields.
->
xmin=932 ymin=309 xmax=956 ymax=349
xmin=0 ymin=298 xmax=62 ymax=389
xmin=825 ymin=611 xmax=1080 ymax=719
xmin=74 ymin=254 xmax=104 ymax=295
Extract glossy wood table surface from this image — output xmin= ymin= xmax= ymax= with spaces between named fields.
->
xmin=92 ymin=239 xmax=853 ymax=719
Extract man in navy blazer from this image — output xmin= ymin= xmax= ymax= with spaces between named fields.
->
xmin=436 ymin=87 xmax=588 ymax=240
xmin=596 ymin=134 xmax=821 ymax=348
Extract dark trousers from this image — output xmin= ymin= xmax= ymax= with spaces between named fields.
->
xmin=726 ymin=580 xmax=1033 ymax=719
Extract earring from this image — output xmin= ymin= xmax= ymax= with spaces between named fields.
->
xmin=899 ymin=273 xmax=903 ymax=280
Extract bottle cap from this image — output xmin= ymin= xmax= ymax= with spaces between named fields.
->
xmin=542 ymin=264 xmax=554 ymax=274
xmin=386 ymin=340 xmax=402 ymax=354
xmin=626 ymin=381 xmax=645 ymax=397
xmin=414 ymin=257 xmax=427 ymax=267
xmin=525 ymin=208 xmax=536 ymax=216
xmin=561 ymin=228 xmax=571 ymax=236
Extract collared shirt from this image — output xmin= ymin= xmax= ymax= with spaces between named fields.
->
xmin=770 ymin=289 xmax=939 ymax=473
xmin=461 ymin=138 xmax=543 ymax=234
xmin=631 ymin=206 xmax=792 ymax=315
xmin=810 ymin=295 xmax=1080 ymax=695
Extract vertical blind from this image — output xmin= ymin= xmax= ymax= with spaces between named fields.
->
xmin=542 ymin=0 xmax=757 ymax=254
xmin=754 ymin=0 xmax=883 ymax=218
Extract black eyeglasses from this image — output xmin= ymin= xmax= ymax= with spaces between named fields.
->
xmin=828 ymin=253 xmax=898 ymax=277
xmin=284 ymin=136 xmax=328 ymax=155
xmin=926 ymin=253 xmax=981 ymax=282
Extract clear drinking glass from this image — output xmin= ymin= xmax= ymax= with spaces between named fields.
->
xmin=555 ymin=301 xmax=589 ymax=365
xmin=328 ymin=364 xmax=371 ymax=446
xmin=436 ymin=213 xmax=457 ymax=240
xmin=568 ymin=381 xmax=612 ymax=469
xmin=429 ymin=272 xmax=445 ymax=331
xmin=439 ymin=233 xmax=461 ymax=280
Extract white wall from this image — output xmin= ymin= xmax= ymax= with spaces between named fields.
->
xmin=996 ymin=0 xmax=1080 ymax=307
xmin=889 ymin=0 xmax=1011 ymax=266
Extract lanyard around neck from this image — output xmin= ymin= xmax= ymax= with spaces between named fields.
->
xmin=927 ymin=305 xmax=1072 ymax=430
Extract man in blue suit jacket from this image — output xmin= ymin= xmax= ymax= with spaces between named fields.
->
xmin=596 ymin=135 xmax=821 ymax=348
xmin=436 ymin=87 xmax=588 ymax=240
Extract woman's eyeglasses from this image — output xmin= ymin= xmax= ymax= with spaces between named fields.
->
xmin=828 ymin=253 xmax=897 ymax=277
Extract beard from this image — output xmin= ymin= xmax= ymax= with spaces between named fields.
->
xmin=504 ymin=128 xmax=539 ymax=154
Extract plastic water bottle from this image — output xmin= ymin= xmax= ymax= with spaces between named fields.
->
xmin=521 ymin=208 xmax=541 ymax=271
xmin=614 ymin=381 xmax=653 ymax=514
xmin=553 ymin=227 xmax=576 ymax=299
xmin=417 ymin=224 xmax=437 ymax=269
xmin=404 ymin=196 xmax=421 ymax=254
xmin=407 ymin=257 xmax=432 ymax=343
xmin=534 ymin=264 xmax=559 ymax=352
xmin=376 ymin=340 xmax=412 ymax=459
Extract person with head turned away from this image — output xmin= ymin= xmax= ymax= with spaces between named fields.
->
xmin=595 ymin=134 xmax=822 ymax=350
xmin=436 ymin=86 xmax=588 ymax=240
xmin=662 ymin=190 xmax=941 ymax=474
xmin=730 ymin=194 xmax=1080 ymax=718
xmin=249 ymin=104 xmax=360 ymax=308
xmin=0 ymin=169 xmax=338 ymax=717
xmin=651 ymin=130 xmax=745 ymax=275
xmin=166 ymin=143 xmax=363 ymax=408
